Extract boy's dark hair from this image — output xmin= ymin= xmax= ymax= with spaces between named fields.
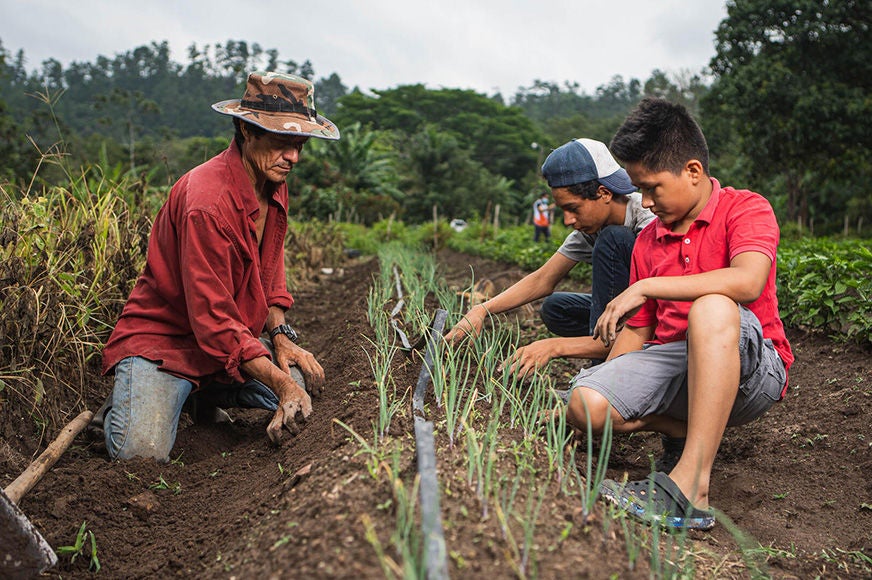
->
xmin=610 ymin=97 xmax=709 ymax=175
xmin=566 ymin=180 xmax=630 ymax=203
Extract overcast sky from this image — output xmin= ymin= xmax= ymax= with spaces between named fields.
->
xmin=1 ymin=0 xmax=728 ymax=97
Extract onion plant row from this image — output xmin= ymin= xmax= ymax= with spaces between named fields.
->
xmin=352 ymin=243 xmax=741 ymax=578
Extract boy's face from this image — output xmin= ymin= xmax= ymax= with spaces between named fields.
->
xmin=552 ymin=186 xmax=611 ymax=235
xmin=624 ymin=161 xmax=707 ymax=229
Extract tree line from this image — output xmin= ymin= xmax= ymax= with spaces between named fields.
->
xmin=1 ymin=0 xmax=869 ymax=232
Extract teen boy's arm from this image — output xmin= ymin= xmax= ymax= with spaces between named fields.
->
xmin=445 ymin=252 xmax=576 ymax=342
xmin=504 ymin=335 xmax=612 ymax=376
xmin=594 ymin=251 xmax=772 ymax=348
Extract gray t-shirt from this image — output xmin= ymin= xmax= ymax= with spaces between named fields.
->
xmin=556 ymin=192 xmax=656 ymax=264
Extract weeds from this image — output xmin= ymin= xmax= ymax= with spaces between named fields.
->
xmin=56 ymin=521 xmax=101 ymax=572
xmin=149 ymin=475 xmax=182 ymax=495
xmin=333 ymin=418 xmax=384 ymax=479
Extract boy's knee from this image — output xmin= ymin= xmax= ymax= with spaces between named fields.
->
xmin=688 ymin=295 xmax=739 ymax=334
xmin=595 ymin=226 xmax=636 ymax=254
xmin=539 ymin=294 xmax=565 ymax=328
xmin=567 ymin=387 xmax=612 ymax=432
xmin=598 ymin=225 xmax=635 ymax=245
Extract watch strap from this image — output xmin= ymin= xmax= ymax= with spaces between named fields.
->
xmin=269 ymin=323 xmax=298 ymax=343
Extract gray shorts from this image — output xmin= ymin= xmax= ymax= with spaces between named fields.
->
xmin=569 ymin=306 xmax=786 ymax=426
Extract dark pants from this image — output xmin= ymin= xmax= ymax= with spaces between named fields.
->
xmin=539 ymin=225 xmax=636 ymax=336
xmin=534 ymin=225 xmax=551 ymax=242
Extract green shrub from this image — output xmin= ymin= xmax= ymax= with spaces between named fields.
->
xmin=778 ymin=238 xmax=872 ymax=342
xmin=446 ymin=221 xmax=591 ymax=284
xmin=0 ymin=171 xmax=151 ymax=426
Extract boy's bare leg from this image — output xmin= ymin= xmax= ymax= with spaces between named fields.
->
xmin=669 ymin=295 xmax=741 ymax=509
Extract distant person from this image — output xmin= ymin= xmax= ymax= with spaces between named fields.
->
xmin=446 ymin=138 xmax=655 ymax=373
xmin=532 ymin=191 xmax=554 ymax=242
xmin=564 ymin=97 xmax=793 ymax=530
xmin=92 ymin=72 xmax=340 ymax=461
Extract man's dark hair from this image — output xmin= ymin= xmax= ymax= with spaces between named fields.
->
xmin=566 ymin=180 xmax=629 ymax=203
xmin=610 ymin=97 xmax=709 ymax=175
xmin=233 ymin=117 xmax=268 ymax=144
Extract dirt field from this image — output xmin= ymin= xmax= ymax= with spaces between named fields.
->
xmin=2 ymin=248 xmax=870 ymax=578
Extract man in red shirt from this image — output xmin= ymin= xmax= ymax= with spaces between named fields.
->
xmin=96 ymin=71 xmax=340 ymax=461
xmin=563 ymin=98 xmax=793 ymax=530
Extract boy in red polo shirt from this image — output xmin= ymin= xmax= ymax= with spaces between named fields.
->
xmin=563 ymin=97 xmax=793 ymax=530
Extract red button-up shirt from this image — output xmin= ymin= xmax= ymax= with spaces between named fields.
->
xmin=102 ymin=143 xmax=293 ymax=384
xmin=627 ymin=179 xmax=794 ymax=391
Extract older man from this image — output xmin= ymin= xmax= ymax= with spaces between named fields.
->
xmin=96 ymin=71 xmax=340 ymax=461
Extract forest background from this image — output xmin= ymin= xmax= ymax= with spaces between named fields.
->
xmin=1 ymin=0 xmax=870 ymax=235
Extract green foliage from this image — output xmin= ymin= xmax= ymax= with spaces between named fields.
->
xmin=289 ymin=123 xmax=402 ymax=224
xmin=446 ymin=221 xmax=592 ymax=283
xmin=335 ymin=84 xmax=542 ymax=184
xmin=512 ymin=72 xmax=708 ymax=148
xmin=704 ymin=0 xmax=872 ymax=230
xmin=336 ymin=222 xmax=381 ymax=255
xmin=333 ymin=85 xmax=542 ymax=222
xmin=777 ymin=238 xmax=872 ymax=342
xmin=0 ymin=167 xmax=150 ymax=426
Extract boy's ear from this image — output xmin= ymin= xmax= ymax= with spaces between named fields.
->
xmin=685 ymin=159 xmax=705 ymax=184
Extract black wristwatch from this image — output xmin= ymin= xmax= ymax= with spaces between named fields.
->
xmin=269 ymin=323 xmax=299 ymax=343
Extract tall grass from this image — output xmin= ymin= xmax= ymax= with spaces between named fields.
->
xmin=0 ymin=168 xmax=150 ymax=429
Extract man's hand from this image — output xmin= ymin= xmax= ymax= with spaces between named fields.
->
xmin=501 ymin=339 xmax=556 ymax=377
xmin=444 ymin=305 xmax=487 ymax=344
xmin=266 ymin=376 xmax=312 ymax=444
xmin=273 ymin=334 xmax=326 ymax=396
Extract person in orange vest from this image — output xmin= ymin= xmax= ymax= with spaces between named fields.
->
xmin=532 ymin=191 xmax=555 ymax=242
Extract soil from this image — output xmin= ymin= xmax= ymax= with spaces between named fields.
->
xmin=2 ymin=248 xmax=871 ymax=579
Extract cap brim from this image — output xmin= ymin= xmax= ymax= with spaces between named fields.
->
xmin=599 ymin=168 xmax=636 ymax=195
xmin=211 ymin=100 xmax=340 ymax=141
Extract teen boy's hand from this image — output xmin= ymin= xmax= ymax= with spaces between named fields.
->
xmin=445 ymin=304 xmax=488 ymax=343
xmin=502 ymin=339 xmax=556 ymax=377
xmin=594 ymin=282 xmax=647 ymax=348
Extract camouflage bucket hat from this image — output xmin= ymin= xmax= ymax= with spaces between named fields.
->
xmin=211 ymin=71 xmax=340 ymax=140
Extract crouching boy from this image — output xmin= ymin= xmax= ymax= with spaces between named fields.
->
xmin=564 ymin=97 xmax=794 ymax=530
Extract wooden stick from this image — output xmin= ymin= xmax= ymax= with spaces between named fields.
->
xmin=4 ymin=410 xmax=93 ymax=505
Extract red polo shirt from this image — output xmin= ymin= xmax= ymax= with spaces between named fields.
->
xmin=102 ymin=143 xmax=293 ymax=384
xmin=627 ymin=178 xmax=794 ymax=388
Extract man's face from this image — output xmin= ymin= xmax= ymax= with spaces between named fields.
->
xmin=243 ymin=129 xmax=309 ymax=184
xmin=552 ymin=186 xmax=610 ymax=235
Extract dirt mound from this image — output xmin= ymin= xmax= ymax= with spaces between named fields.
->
xmin=1 ymin=250 xmax=870 ymax=578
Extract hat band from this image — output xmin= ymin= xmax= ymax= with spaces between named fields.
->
xmin=240 ymin=98 xmax=317 ymax=119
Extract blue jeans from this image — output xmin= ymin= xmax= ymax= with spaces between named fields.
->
xmin=104 ymin=339 xmax=303 ymax=461
xmin=539 ymin=225 xmax=635 ymax=337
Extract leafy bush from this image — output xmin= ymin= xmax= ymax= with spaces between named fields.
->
xmin=777 ymin=238 xmax=872 ymax=342
xmin=446 ymin=221 xmax=592 ymax=284
xmin=0 ymin=171 xmax=151 ymax=426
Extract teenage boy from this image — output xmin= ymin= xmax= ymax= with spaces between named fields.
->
xmin=445 ymin=139 xmax=654 ymax=374
xmin=564 ymin=97 xmax=793 ymax=530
